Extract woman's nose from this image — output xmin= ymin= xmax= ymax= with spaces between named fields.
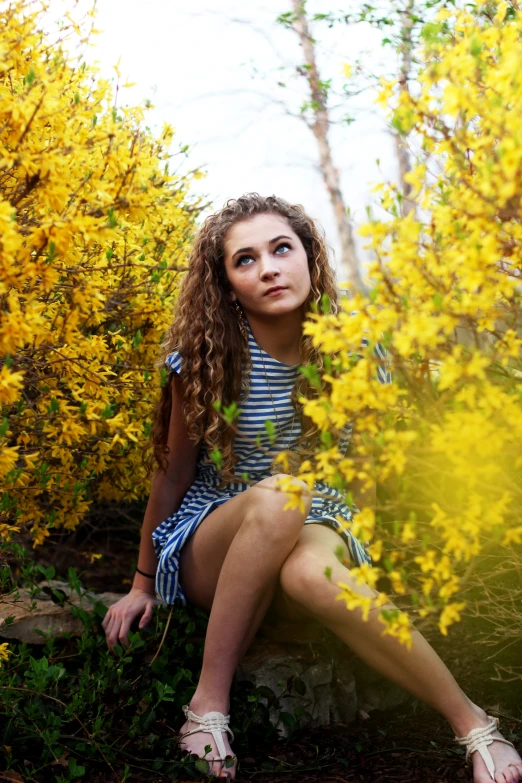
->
xmin=259 ymin=254 xmax=280 ymax=278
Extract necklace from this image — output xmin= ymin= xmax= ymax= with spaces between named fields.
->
xmin=258 ymin=346 xmax=300 ymax=474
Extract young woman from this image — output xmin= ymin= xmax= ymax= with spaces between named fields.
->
xmin=102 ymin=194 xmax=522 ymax=782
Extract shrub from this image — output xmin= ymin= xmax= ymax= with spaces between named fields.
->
xmin=287 ymin=1 xmax=522 ymax=654
xmin=0 ymin=1 xmax=203 ymax=545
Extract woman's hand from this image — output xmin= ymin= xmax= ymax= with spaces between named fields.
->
xmin=102 ymin=587 xmax=160 ymax=652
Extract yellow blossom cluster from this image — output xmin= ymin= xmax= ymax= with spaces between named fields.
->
xmin=0 ymin=642 xmax=12 ymax=668
xmin=0 ymin=2 xmax=203 ymax=544
xmin=293 ymin=2 xmax=522 ymax=644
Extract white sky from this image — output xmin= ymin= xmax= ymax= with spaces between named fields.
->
xmin=79 ymin=0 xmax=401 ymax=278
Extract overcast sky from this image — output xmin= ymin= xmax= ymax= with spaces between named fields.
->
xmin=81 ymin=0 xmax=400 ymax=278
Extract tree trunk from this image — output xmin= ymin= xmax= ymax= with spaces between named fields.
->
xmin=393 ymin=0 xmax=416 ymax=218
xmin=291 ymin=0 xmax=363 ymax=291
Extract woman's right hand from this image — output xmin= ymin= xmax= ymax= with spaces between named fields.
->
xmin=102 ymin=587 xmax=160 ymax=652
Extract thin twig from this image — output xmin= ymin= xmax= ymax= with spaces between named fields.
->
xmin=148 ymin=605 xmax=174 ymax=667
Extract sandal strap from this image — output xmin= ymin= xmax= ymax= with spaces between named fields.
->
xmin=455 ymin=716 xmax=515 ymax=781
xmin=181 ymin=704 xmax=235 ymax=762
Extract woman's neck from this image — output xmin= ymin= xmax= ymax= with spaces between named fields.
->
xmin=245 ymin=309 xmax=304 ymax=366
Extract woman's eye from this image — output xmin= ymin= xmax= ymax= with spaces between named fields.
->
xmin=236 ymin=243 xmax=290 ymax=267
xmin=275 ymin=243 xmax=291 ymax=255
xmin=237 ymin=255 xmax=254 ymax=267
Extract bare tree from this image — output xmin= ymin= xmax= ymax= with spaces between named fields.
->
xmin=394 ymin=0 xmax=416 ymax=218
xmin=285 ymin=0 xmax=364 ymax=290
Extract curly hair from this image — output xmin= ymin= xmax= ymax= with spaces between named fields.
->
xmin=144 ymin=193 xmax=340 ymax=483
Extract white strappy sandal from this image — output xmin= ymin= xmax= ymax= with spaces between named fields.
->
xmin=455 ymin=715 xmax=517 ymax=781
xmin=180 ymin=704 xmax=236 ymax=777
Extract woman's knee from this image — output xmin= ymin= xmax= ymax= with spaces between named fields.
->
xmin=279 ymin=547 xmax=331 ymax=610
xmin=242 ymin=473 xmax=312 ymax=542
xmin=279 ymin=546 xmax=378 ymax=618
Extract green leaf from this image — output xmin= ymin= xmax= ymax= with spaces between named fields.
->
xmin=47 ymin=396 xmax=60 ymax=415
xmin=38 ymin=564 xmax=56 ymax=581
xmin=67 ymin=756 xmax=85 ymax=778
xmin=470 ymin=38 xmax=483 ymax=57
xmin=320 ymin=430 xmax=333 ymax=448
xmin=279 ymin=711 xmax=297 ymax=728
xmin=264 ymin=419 xmax=276 ymax=443
xmin=420 ymin=22 xmax=443 ymax=44
xmin=299 ymin=364 xmax=322 ymax=390
xmin=222 ymin=402 xmax=240 ymax=424
xmin=209 ymin=447 xmax=223 ymax=469
xmin=320 ymin=292 xmax=331 ymax=314
xmin=195 ymin=758 xmax=210 ymax=773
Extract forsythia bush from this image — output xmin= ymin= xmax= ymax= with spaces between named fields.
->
xmin=287 ymin=1 xmax=522 ymax=648
xmin=0 ymin=2 xmax=202 ymax=545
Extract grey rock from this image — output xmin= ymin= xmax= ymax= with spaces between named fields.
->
xmin=1 ymin=584 xmax=412 ymax=730
xmin=236 ymin=617 xmax=412 ymax=735
xmin=0 ymin=580 xmax=124 ymax=645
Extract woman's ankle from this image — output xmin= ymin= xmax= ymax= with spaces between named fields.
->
xmin=448 ymin=699 xmax=490 ymax=737
xmin=188 ymin=693 xmax=231 ymax=716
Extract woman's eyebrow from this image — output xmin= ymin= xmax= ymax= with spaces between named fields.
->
xmin=231 ymin=235 xmax=292 ymax=260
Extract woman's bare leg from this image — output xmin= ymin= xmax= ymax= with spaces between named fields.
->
xmin=176 ymin=475 xmax=312 ymax=778
xmin=275 ymin=525 xmax=522 ymax=783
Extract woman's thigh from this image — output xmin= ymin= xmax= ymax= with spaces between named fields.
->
xmin=178 ymin=475 xmax=310 ymax=610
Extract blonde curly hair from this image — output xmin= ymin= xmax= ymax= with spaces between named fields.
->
xmin=145 ymin=193 xmax=340 ymax=483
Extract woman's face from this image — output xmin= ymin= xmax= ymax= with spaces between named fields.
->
xmin=223 ymin=213 xmax=311 ymax=319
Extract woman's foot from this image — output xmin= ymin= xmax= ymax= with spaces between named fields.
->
xmin=451 ymin=704 xmax=522 ymax=783
xmin=178 ymin=701 xmax=237 ymax=779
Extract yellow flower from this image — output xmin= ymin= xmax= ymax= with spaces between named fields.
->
xmin=275 ymin=475 xmax=310 ymax=514
xmin=439 ymin=602 xmax=466 ymax=636
xmin=0 ymin=643 xmax=12 ymax=668
xmin=379 ymin=611 xmax=413 ymax=651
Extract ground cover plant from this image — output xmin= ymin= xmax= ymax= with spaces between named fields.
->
xmin=0 ymin=540 xmax=328 ymax=781
xmin=1 ymin=538 xmax=521 ymax=782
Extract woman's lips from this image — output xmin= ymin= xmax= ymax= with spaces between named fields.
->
xmin=264 ymin=287 xmax=287 ymax=296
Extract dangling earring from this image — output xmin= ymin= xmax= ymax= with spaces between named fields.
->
xmin=233 ymin=300 xmax=248 ymax=342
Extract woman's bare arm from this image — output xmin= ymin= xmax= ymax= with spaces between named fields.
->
xmin=132 ymin=372 xmax=200 ymax=593
xmin=103 ymin=373 xmax=200 ymax=650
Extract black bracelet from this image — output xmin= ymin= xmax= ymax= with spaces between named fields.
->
xmin=136 ymin=566 xmax=156 ymax=579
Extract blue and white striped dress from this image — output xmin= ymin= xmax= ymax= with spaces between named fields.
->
xmin=152 ymin=317 xmax=391 ymax=605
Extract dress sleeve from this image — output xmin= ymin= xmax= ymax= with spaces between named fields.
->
xmin=351 ymin=310 xmax=392 ymax=385
xmin=165 ymin=350 xmax=182 ymax=375
xmin=371 ymin=339 xmax=392 ymax=385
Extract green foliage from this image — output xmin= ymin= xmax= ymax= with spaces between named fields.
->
xmin=0 ymin=547 xmax=312 ymax=781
